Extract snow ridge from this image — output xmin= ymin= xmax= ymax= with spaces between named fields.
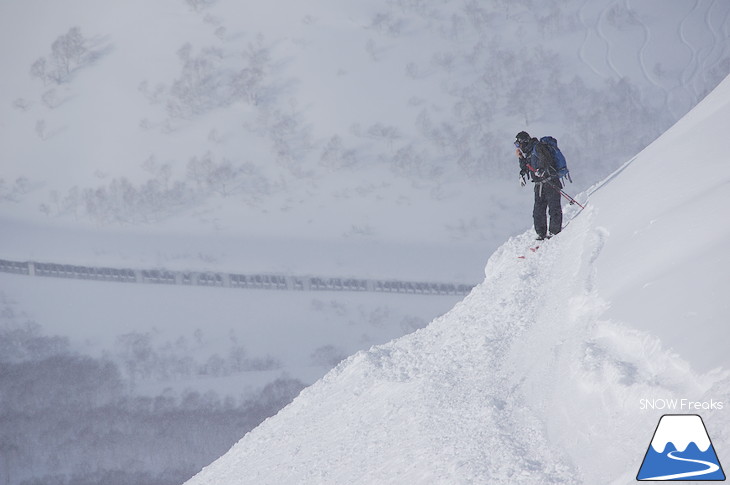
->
xmin=185 ymin=75 xmax=730 ymax=484
xmin=183 ymin=215 xmax=714 ymax=484
xmin=186 ymin=230 xmax=586 ymax=484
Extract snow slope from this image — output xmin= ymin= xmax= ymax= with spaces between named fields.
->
xmin=184 ymin=76 xmax=730 ymax=484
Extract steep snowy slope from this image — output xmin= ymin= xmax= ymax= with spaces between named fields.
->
xmin=184 ymin=76 xmax=730 ymax=484
xmin=588 ymin=78 xmax=730 ymax=373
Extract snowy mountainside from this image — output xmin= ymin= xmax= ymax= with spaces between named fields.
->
xmin=184 ymin=76 xmax=730 ymax=484
xmin=0 ymin=265 xmax=464 ymax=485
xmin=589 ymin=71 xmax=730 ymax=374
xmin=1 ymin=1 xmax=729 ymax=483
xmin=2 ymin=0 xmax=729 ymax=262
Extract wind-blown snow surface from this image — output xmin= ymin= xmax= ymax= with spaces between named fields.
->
xmin=185 ymin=77 xmax=730 ymax=484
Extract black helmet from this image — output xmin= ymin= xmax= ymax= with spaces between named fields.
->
xmin=515 ymin=131 xmax=531 ymax=142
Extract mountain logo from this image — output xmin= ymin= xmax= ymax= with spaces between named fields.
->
xmin=637 ymin=414 xmax=725 ymax=481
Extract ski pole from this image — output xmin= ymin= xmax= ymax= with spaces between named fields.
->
xmin=526 ymin=164 xmax=585 ymax=209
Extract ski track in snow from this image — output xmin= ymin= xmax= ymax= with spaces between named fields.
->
xmin=577 ymin=0 xmax=607 ymax=79
xmin=662 ymin=0 xmax=703 ymax=117
xmin=702 ymin=0 xmax=721 ymax=89
xmin=575 ymin=0 xmax=730 ymax=118
xmin=705 ymin=0 xmax=730 ymax=85
xmin=595 ymin=0 xmax=623 ymax=80
xmin=628 ymin=0 xmax=669 ymax=105
xmin=678 ymin=0 xmax=701 ymax=97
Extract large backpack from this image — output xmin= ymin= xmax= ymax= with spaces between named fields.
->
xmin=538 ymin=136 xmax=571 ymax=182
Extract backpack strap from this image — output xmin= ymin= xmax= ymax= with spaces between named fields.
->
xmin=534 ymin=141 xmax=558 ymax=177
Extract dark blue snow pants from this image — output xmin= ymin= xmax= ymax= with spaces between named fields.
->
xmin=533 ymin=181 xmax=563 ymax=238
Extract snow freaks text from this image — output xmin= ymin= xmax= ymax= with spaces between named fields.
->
xmin=639 ymin=399 xmax=724 ymax=411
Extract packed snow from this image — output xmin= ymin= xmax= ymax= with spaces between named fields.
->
xmin=184 ymin=76 xmax=730 ymax=484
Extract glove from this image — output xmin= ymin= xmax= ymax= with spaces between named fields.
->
xmin=534 ymin=168 xmax=546 ymax=179
xmin=519 ymin=174 xmax=527 ymax=187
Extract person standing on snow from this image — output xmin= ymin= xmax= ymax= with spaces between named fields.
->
xmin=514 ymin=131 xmax=563 ymax=240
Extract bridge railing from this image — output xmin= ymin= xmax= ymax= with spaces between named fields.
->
xmin=0 ymin=258 xmax=475 ymax=296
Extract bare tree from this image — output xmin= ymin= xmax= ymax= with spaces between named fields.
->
xmin=12 ymin=98 xmax=32 ymax=111
xmin=185 ymin=0 xmax=216 ymax=12
xmin=51 ymin=27 xmax=87 ymax=78
xmin=30 ymin=57 xmax=48 ymax=84
xmin=31 ymin=27 xmax=88 ymax=85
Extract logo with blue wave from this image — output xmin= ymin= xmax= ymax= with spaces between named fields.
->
xmin=637 ymin=414 xmax=725 ymax=481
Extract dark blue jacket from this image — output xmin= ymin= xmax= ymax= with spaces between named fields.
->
xmin=519 ymin=138 xmax=558 ymax=184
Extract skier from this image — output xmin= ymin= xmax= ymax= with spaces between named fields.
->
xmin=514 ymin=131 xmax=563 ymax=240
